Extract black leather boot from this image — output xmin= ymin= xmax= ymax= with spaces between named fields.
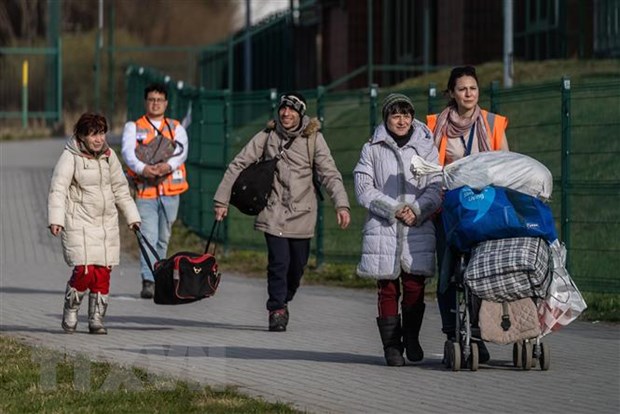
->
xmin=402 ymin=303 xmax=425 ymax=362
xmin=376 ymin=316 xmax=405 ymax=367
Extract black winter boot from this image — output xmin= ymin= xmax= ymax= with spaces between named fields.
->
xmin=402 ymin=303 xmax=425 ymax=362
xmin=376 ymin=316 xmax=405 ymax=367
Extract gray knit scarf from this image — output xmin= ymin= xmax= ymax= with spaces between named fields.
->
xmin=275 ymin=115 xmax=310 ymax=142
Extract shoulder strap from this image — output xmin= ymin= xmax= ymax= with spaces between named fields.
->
xmin=307 ymin=132 xmax=323 ymax=201
xmin=135 ymin=229 xmax=161 ymax=274
xmin=164 ymin=118 xmax=175 ymax=140
xmin=144 ymin=117 xmax=176 ymax=140
xmin=260 ymin=130 xmax=272 ymax=160
xmin=268 ymin=129 xmax=296 ymax=159
xmin=307 ymin=132 xmax=317 ymax=167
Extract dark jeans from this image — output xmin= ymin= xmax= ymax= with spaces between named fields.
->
xmin=435 ymin=214 xmax=457 ymax=335
xmin=264 ymin=233 xmax=311 ymax=312
xmin=436 ymin=214 xmax=482 ymax=337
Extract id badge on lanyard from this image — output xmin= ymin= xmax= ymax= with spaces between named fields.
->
xmin=460 ymin=124 xmax=475 ymax=156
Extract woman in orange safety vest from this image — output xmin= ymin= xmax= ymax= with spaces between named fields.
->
xmin=427 ymin=65 xmax=509 ymax=366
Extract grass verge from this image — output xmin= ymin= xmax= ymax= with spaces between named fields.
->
xmin=0 ymin=335 xmax=299 ymax=414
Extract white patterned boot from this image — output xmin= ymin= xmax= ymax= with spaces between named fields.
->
xmin=62 ymin=284 xmax=86 ymax=333
xmin=88 ymin=292 xmax=108 ymax=334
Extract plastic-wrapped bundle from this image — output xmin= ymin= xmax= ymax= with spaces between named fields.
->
xmin=410 ymin=151 xmax=553 ymax=200
xmin=442 ymin=185 xmax=558 ymax=252
xmin=538 ymin=240 xmax=587 ymax=336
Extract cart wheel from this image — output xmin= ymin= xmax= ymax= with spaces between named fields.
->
xmin=469 ymin=342 xmax=479 ymax=371
xmin=450 ymin=341 xmax=461 ymax=372
xmin=512 ymin=342 xmax=522 ymax=368
xmin=522 ymin=341 xmax=533 ymax=371
xmin=539 ymin=342 xmax=551 ymax=371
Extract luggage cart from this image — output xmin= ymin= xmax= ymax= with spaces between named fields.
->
xmin=443 ymin=254 xmax=551 ymax=372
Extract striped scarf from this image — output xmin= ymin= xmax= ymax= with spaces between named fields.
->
xmin=432 ymin=105 xmax=491 ymax=153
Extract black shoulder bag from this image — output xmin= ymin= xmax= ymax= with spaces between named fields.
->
xmin=229 ymin=133 xmax=295 ymax=216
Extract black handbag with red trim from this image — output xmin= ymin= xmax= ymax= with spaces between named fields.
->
xmin=136 ymin=221 xmax=221 ymax=305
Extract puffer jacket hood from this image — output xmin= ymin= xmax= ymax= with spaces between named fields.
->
xmin=265 ymin=116 xmax=321 ymax=138
xmin=65 ymin=136 xmax=111 ymax=159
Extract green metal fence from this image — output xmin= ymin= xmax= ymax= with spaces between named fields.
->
xmin=0 ymin=0 xmax=62 ymax=126
xmin=0 ymin=47 xmax=62 ymax=124
xmin=126 ymin=65 xmax=620 ymax=293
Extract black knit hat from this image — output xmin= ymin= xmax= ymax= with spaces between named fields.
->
xmin=279 ymin=92 xmax=307 ymax=117
xmin=382 ymin=93 xmax=415 ymax=122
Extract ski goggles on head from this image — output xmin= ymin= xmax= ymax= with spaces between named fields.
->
xmin=279 ymin=95 xmax=306 ymax=116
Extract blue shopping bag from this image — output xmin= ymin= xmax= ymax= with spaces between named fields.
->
xmin=442 ymin=185 xmax=558 ymax=252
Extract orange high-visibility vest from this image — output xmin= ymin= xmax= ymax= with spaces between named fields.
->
xmin=426 ymin=109 xmax=508 ymax=166
xmin=127 ymin=116 xmax=189 ymax=199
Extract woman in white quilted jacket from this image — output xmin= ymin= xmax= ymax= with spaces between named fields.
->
xmin=354 ymin=94 xmax=443 ymax=366
xmin=48 ymin=113 xmax=141 ymax=335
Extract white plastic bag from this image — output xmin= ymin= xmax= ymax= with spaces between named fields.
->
xmin=537 ymin=240 xmax=587 ymax=336
xmin=410 ymin=151 xmax=553 ymax=200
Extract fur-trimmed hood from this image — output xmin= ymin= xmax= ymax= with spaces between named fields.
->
xmin=265 ymin=117 xmax=321 ymax=138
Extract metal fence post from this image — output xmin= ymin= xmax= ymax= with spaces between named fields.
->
xmin=163 ymin=75 xmax=174 ymax=117
xmin=490 ymin=80 xmax=500 ymax=114
xmin=270 ymin=88 xmax=278 ymax=119
xmin=561 ymin=77 xmax=572 ymax=269
xmin=56 ymin=37 xmax=62 ymax=123
xmin=227 ymin=37 xmax=234 ymax=92
xmin=106 ymin=0 xmax=115 ymax=127
xmin=428 ymin=82 xmax=436 ymax=115
xmin=94 ymin=0 xmax=103 ymax=112
xmin=222 ymin=89 xmax=232 ymax=250
xmin=22 ymin=60 xmax=28 ymax=129
xmin=315 ymin=86 xmax=326 ymax=268
xmin=367 ymin=0 xmax=374 ymax=86
xmin=369 ymin=83 xmax=378 ymax=136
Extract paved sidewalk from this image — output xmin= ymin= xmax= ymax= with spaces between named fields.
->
xmin=1 ymin=139 xmax=619 ymax=414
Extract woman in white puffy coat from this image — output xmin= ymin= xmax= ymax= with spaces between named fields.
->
xmin=48 ymin=113 xmax=140 ymax=335
xmin=354 ymin=94 xmax=442 ymax=366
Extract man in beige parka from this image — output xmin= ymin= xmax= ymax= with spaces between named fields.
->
xmin=214 ymin=92 xmax=351 ymax=332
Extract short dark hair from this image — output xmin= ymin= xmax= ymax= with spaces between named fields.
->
xmin=73 ymin=112 xmax=108 ymax=140
xmin=144 ymin=83 xmax=168 ymax=100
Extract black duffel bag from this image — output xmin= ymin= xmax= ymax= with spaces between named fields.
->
xmin=229 ymin=157 xmax=279 ymax=216
xmin=229 ymin=134 xmax=297 ymax=216
xmin=135 ymin=221 xmax=221 ymax=305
